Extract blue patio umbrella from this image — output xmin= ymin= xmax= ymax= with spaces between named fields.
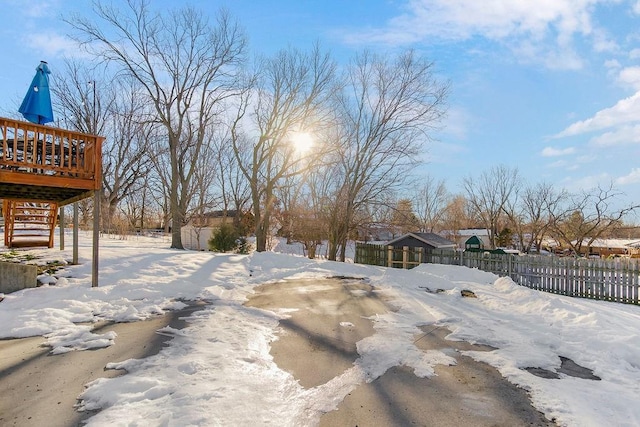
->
xmin=19 ymin=61 xmax=54 ymax=125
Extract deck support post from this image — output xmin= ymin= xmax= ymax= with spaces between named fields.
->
xmin=73 ymin=203 xmax=79 ymax=265
xmin=92 ymin=190 xmax=100 ymax=287
xmin=59 ymin=207 xmax=64 ymax=250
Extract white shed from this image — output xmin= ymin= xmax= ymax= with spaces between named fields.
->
xmin=180 ymin=225 xmax=215 ymax=251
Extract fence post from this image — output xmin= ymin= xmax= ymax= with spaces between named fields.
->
xmin=403 ymin=246 xmax=409 ymax=269
xmin=387 ymin=245 xmax=393 ymax=268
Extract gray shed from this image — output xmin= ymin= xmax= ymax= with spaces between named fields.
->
xmin=387 ymin=232 xmax=456 ymax=254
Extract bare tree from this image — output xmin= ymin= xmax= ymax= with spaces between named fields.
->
xmin=120 ymin=190 xmax=144 ymax=234
xmin=439 ymin=195 xmax=478 ymax=243
xmin=390 ymin=198 xmax=420 ymax=235
xmin=68 ymin=0 xmax=246 ymax=249
xmin=279 ymin=184 xmax=325 ymax=258
xmin=503 ymin=181 xmax=567 ymax=253
xmin=326 ymin=50 xmax=449 ymax=261
xmin=75 ymin=198 xmax=94 ymax=230
xmin=101 ymin=78 xmax=153 ymax=233
xmin=463 ymin=165 xmax=520 ymax=249
xmin=187 ymin=142 xmax=219 ymax=249
xmin=501 ymin=183 xmax=525 ymax=251
xmin=52 ymin=61 xmax=112 ymax=236
xmin=147 ymin=137 xmax=172 ymax=232
xmin=274 ymin=172 xmax=308 ymax=243
xmin=413 ymin=176 xmax=449 ymax=233
xmin=212 ymin=132 xmax=252 ymax=226
xmin=231 ymin=44 xmax=336 ymax=252
xmin=549 ymin=183 xmax=639 ymax=255
xmin=52 ymin=59 xmax=111 ymax=136
xmin=54 ymin=62 xmax=154 ymax=236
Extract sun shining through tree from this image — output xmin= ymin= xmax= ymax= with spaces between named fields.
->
xmin=290 ymin=131 xmax=313 ymax=155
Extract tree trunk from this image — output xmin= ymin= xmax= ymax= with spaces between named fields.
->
xmin=255 ymin=222 xmax=267 ymax=252
xmin=103 ymin=201 xmax=117 ymax=235
xmin=251 ymin=180 xmax=267 ymax=252
xmin=307 ymin=243 xmax=317 ymax=259
xmin=170 ymin=141 xmax=184 ymax=249
xmin=328 ymin=230 xmax=339 ymax=261
xmin=328 ymin=242 xmax=338 ymax=261
xmin=171 ymin=214 xmax=183 ymax=249
xmin=328 ymin=216 xmax=349 ymax=261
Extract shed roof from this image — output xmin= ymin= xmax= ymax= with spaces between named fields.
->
xmin=387 ymin=232 xmax=456 ymax=248
xmin=465 ymin=235 xmax=483 ymax=245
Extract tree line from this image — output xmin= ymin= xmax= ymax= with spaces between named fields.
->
xmin=388 ymin=166 xmax=639 ymax=256
xmin=47 ymin=0 xmax=636 ymax=259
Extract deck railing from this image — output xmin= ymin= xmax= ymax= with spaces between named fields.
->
xmin=0 ymin=117 xmax=102 ymax=188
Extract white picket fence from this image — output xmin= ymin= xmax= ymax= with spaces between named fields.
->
xmin=355 ymin=243 xmax=640 ymax=305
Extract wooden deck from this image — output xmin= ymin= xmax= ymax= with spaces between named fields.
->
xmin=0 ymin=117 xmax=103 ymax=206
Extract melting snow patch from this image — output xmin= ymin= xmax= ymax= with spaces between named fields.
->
xmin=46 ymin=327 xmax=117 ymax=354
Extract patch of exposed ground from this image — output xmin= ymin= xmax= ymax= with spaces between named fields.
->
xmin=246 ymin=278 xmax=555 ymax=427
xmin=0 ymin=301 xmax=207 ymax=427
xmin=245 ymin=278 xmax=393 ymax=388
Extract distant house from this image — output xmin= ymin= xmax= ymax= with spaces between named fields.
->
xmin=358 ymin=223 xmax=403 ymax=242
xmin=387 ymin=232 xmax=456 ymax=254
xmin=185 ymin=210 xmax=241 ymax=228
xmin=576 ymin=238 xmax=640 ymax=258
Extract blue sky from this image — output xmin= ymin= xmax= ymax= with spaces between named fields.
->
xmin=2 ymin=0 xmax=640 ymax=210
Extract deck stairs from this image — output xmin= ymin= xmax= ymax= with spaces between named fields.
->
xmin=3 ymin=200 xmax=58 ymax=248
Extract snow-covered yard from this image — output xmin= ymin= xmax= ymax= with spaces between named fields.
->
xmin=1 ymin=231 xmax=639 ymax=426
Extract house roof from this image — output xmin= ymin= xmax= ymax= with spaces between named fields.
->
xmin=387 ymin=232 xmax=456 ymax=248
xmin=457 ymin=228 xmax=489 ymax=236
xmin=572 ymin=238 xmax=640 ymax=249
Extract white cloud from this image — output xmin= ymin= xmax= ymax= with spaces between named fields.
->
xmin=545 ymin=151 xmax=596 ymax=175
xmin=541 ymin=146 xmax=576 ymax=156
xmin=630 ymin=48 xmax=640 ymax=59
xmin=547 ymin=159 xmax=569 ymax=168
xmin=604 ymin=59 xmax=621 ymax=69
xmin=342 ymin=0 xmax=612 ymax=69
xmin=513 ymin=40 xmax=583 ymax=69
xmin=555 ymin=91 xmax=640 ymax=137
xmin=25 ymin=32 xmax=85 ymax=59
xmin=8 ymin=0 xmax=59 ymax=19
xmin=616 ymin=168 xmax=640 ymax=185
xmin=591 ymin=28 xmax=618 ymax=53
xmin=576 ymin=154 xmax=597 ymax=165
xmin=590 ymin=124 xmax=640 ymax=146
xmin=398 ymin=0 xmax=595 ymax=40
xmin=421 ymin=140 xmax=466 ymax=164
xmin=617 ymin=66 xmax=640 ymax=89
xmin=440 ymin=106 xmax=473 ymax=140
xmin=560 ymin=172 xmax=611 ymax=192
